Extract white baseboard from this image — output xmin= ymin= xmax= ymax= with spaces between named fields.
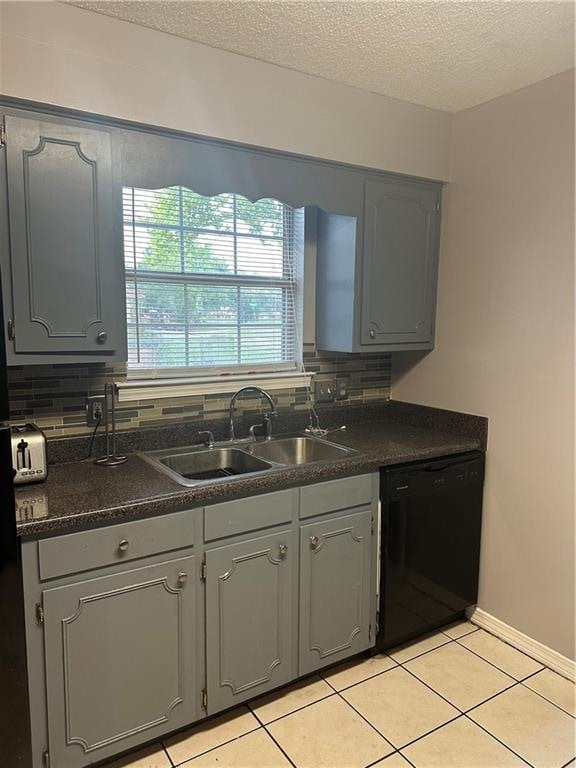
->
xmin=467 ymin=607 xmax=575 ymax=682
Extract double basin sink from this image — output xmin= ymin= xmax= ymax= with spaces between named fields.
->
xmin=141 ymin=434 xmax=356 ymax=487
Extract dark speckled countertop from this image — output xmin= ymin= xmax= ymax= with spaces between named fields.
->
xmin=15 ymin=416 xmax=483 ymax=537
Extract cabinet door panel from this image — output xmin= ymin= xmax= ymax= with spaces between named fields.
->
xmin=5 ymin=115 xmax=125 ymax=355
xmin=300 ymin=509 xmax=373 ymax=675
xmin=361 ymin=179 xmax=440 ymax=346
xmin=43 ymin=556 xmax=199 ymax=768
xmin=206 ymin=530 xmax=294 ymax=713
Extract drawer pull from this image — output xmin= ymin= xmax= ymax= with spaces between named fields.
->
xmin=118 ymin=539 xmax=129 ymax=553
xmin=310 ymin=535 xmax=319 ymax=549
xmin=177 ymin=571 xmax=188 ymax=587
xmin=278 ymin=544 xmax=288 ymax=558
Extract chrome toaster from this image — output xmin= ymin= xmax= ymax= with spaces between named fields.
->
xmin=11 ymin=424 xmax=48 ymax=485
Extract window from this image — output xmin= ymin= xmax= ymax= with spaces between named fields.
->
xmin=123 ymin=188 xmax=302 ymax=374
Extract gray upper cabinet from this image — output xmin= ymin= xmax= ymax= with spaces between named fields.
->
xmin=2 ymin=114 xmax=126 ymax=363
xmin=299 ymin=509 xmax=374 ymax=675
xmin=205 ymin=529 xmax=295 ymax=714
xmin=361 ymin=179 xmax=440 ymax=347
xmin=316 ymin=176 xmax=442 ymax=353
xmin=42 ymin=556 xmax=200 ymax=768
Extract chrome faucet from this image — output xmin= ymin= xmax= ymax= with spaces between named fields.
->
xmin=197 ymin=430 xmax=215 ymax=449
xmin=229 ymin=386 xmax=277 ymax=441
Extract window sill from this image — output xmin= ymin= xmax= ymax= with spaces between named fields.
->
xmin=115 ymin=371 xmax=315 ymax=402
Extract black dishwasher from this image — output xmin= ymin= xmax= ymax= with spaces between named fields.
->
xmin=376 ymin=451 xmax=485 ymax=651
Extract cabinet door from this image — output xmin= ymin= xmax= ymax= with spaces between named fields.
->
xmin=5 ymin=115 xmax=125 ymax=355
xmin=206 ymin=530 xmax=295 ymax=714
xmin=299 ymin=509 xmax=374 ymax=675
xmin=43 ymin=556 xmax=200 ymax=768
xmin=361 ymin=178 xmax=440 ymax=347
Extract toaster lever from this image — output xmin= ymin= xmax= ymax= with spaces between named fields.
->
xmin=17 ymin=439 xmax=31 ymax=470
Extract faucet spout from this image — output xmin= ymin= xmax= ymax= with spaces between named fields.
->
xmin=228 ymin=386 xmax=277 ymax=441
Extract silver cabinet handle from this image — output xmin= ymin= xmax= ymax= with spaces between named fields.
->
xmin=369 ymin=330 xmax=376 ymax=339
xmin=96 ymin=331 xmax=108 ymax=344
xmin=177 ymin=572 xmax=188 ymax=587
xmin=118 ymin=539 xmax=129 ymax=553
xmin=310 ymin=535 xmax=319 ymax=549
xmin=278 ymin=544 xmax=288 ymax=558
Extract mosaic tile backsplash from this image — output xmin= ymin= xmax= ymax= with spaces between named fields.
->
xmin=7 ymin=346 xmax=391 ymax=438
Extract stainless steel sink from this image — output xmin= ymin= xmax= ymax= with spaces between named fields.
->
xmin=141 ymin=434 xmax=356 ymax=487
xmin=247 ymin=435 xmax=355 ymax=465
xmin=141 ymin=445 xmax=274 ymax=487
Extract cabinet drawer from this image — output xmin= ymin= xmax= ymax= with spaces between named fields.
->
xmin=204 ymin=489 xmax=297 ymax=542
xmin=299 ymin=474 xmax=374 ymax=519
xmin=38 ymin=509 xmax=195 ymax=581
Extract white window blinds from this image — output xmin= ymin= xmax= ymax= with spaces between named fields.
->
xmin=123 ymin=188 xmax=301 ymax=373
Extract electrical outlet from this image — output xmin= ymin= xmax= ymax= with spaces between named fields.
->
xmin=86 ymin=396 xmax=106 ymax=426
xmin=335 ymin=380 xmax=349 ymax=400
xmin=314 ymin=379 xmax=336 ymax=403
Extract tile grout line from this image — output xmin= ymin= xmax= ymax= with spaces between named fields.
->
xmin=248 ymin=690 xmax=338 ymax=727
xmin=398 ymin=655 xmax=536 ymax=724
xmin=250 ymin=707 xmax=299 ymax=768
xmin=441 ymin=623 xmax=481 ymax=641
xmin=363 ymin=747 xmax=412 ymax=768
xmin=161 ymin=722 xmax=262 ymax=767
xmin=387 ymin=635 xmax=453 ymax=666
xmin=397 ymin=752 xmax=418 ymax=768
xmin=395 ymin=710 xmax=533 ymax=768
xmin=463 ymin=679 xmax=534 ymax=717
xmin=333 ymin=688 xmax=397 ymax=751
xmin=398 ymin=660 xmax=467 ymax=715
xmin=398 ymin=641 xmax=529 ymax=714
xmin=395 ymin=711 xmax=466 ymax=752
xmin=389 ymin=710 xmax=465 ymax=754
xmin=519 ymin=678 xmax=576 ymax=719
xmin=452 ymin=633 xmax=544 ymax=681
xmin=462 ymin=713 xmax=536 ymax=768
xmin=319 ymin=658 xmax=399 ymax=693
xmin=162 ymin=741 xmax=176 ymax=768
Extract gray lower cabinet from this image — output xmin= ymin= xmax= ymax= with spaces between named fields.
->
xmin=299 ymin=509 xmax=374 ymax=675
xmin=42 ymin=556 xmax=200 ymax=768
xmin=2 ymin=112 xmax=126 ymax=363
xmin=205 ymin=529 xmax=295 ymax=714
xmin=24 ymin=475 xmax=378 ymax=767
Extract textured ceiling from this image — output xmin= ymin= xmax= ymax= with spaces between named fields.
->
xmin=68 ymin=1 xmax=575 ymax=112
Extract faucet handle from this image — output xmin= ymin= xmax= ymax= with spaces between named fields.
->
xmin=263 ymin=412 xmax=276 ymax=439
xmin=198 ymin=430 xmax=214 ymax=448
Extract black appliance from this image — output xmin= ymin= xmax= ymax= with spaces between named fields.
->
xmin=0 ymin=269 xmax=33 ymax=765
xmin=377 ymin=451 xmax=485 ymax=651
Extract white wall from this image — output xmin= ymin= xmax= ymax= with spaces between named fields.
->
xmin=0 ymin=1 xmax=451 ymax=180
xmin=393 ymin=70 xmax=575 ymax=660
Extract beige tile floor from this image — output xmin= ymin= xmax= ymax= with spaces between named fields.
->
xmin=103 ymin=621 xmax=576 ymax=768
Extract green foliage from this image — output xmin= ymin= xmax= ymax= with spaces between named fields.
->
xmin=128 ymin=188 xmax=287 ymax=368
